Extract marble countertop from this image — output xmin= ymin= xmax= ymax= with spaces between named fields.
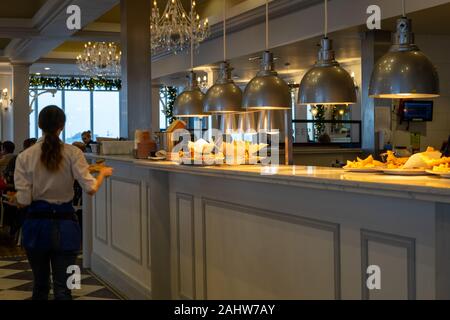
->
xmin=86 ymin=154 xmax=450 ymax=203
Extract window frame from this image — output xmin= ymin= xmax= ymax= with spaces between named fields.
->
xmin=29 ymin=88 xmax=121 ymax=142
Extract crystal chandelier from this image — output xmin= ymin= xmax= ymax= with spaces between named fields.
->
xmin=76 ymin=42 xmax=121 ymax=78
xmin=150 ymin=0 xmax=209 ymax=54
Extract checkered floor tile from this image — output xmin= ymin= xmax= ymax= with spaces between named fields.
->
xmin=0 ymin=255 xmax=123 ymax=300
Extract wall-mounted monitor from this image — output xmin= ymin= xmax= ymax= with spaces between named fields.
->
xmin=402 ymin=100 xmax=433 ymax=122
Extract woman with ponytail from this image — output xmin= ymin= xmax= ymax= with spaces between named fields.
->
xmin=14 ymin=105 xmax=112 ymax=300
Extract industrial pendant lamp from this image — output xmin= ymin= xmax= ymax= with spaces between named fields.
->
xmin=369 ymin=0 xmax=439 ymax=99
xmin=242 ymin=0 xmax=291 ymax=110
xmin=204 ymin=0 xmax=243 ymax=114
xmin=173 ymin=0 xmax=206 ymax=118
xmin=298 ymin=0 xmax=356 ymax=105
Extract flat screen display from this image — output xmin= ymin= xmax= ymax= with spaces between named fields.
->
xmin=402 ymin=101 xmax=433 ymax=122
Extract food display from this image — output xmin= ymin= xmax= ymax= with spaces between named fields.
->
xmin=175 ymin=139 xmax=268 ymax=165
xmin=384 ymin=151 xmax=409 ymax=169
xmin=221 ymin=141 xmax=268 ymax=165
xmin=176 ymin=139 xmax=224 ymax=165
xmin=432 ymin=163 xmax=450 ymax=173
xmin=344 ymin=147 xmax=450 ymax=177
xmin=344 ymin=155 xmax=384 ymax=170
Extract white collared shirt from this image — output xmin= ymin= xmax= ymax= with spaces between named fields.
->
xmin=14 ymin=141 xmax=97 ymax=205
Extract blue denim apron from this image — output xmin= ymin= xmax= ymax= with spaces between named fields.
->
xmin=22 ymin=201 xmax=81 ymax=252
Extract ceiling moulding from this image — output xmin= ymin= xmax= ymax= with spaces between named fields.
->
xmin=5 ymin=0 xmax=119 ymax=63
xmin=0 ymin=19 xmax=38 ymax=38
xmin=82 ymin=22 xmax=121 ymax=33
xmin=70 ymin=31 xmax=121 ymax=43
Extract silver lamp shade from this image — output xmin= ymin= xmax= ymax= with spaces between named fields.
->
xmin=173 ymin=71 xmax=206 ymax=118
xmin=369 ymin=17 xmax=439 ymax=99
xmin=204 ymin=61 xmax=243 ymax=114
xmin=299 ymin=38 xmax=357 ymax=105
xmin=243 ymin=51 xmax=291 ymax=110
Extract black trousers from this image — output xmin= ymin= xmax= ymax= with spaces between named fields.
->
xmin=26 ymin=249 xmax=78 ymax=300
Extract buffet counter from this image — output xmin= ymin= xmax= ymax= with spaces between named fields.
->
xmin=82 ymin=154 xmax=450 ymax=300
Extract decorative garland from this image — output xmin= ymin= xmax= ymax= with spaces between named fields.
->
xmin=29 ymin=75 xmax=121 ymax=91
xmin=161 ymin=86 xmax=178 ymax=125
xmin=314 ymin=105 xmax=326 ymax=137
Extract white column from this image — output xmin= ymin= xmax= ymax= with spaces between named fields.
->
xmin=11 ymin=63 xmax=30 ymax=146
xmin=120 ymin=0 xmax=152 ymax=138
xmin=0 ymin=72 xmax=13 ymax=141
xmin=361 ymin=30 xmax=391 ymax=153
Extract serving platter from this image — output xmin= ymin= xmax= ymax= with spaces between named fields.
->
xmin=343 ymin=167 xmax=383 ymax=173
xmin=426 ymin=170 xmax=450 ymax=179
xmin=382 ymin=169 xmax=428 ymax=176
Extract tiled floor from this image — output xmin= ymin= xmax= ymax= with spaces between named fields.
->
xmin=0 ymin=255 xmax=123 ymax=300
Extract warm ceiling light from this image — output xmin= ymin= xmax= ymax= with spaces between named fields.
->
xmin=44 ymin=67 xmax=51 ymax=71
xmin=204 ymin=0 xmax=243 ymax=114
xmin=369 ymin=0 xmax=439 ymax=99
xmin=173 ymin=71 xmax=206 ymax=118
xmin=173 ymin=0 xmax=206 ymax=119
xmin=243 ymin=0 xmax=291 ymax=110
xmin=298 ymin=0 xmax=357 ymax=105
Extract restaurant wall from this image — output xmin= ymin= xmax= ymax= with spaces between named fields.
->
xmin=386 ymin=35 xmax=450 ymax=151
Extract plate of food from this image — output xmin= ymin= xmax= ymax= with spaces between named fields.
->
xmin=381 ymin=147 xmax=450 ymax=175
xmin=426 ymin=163 xmax=450 ymax=178
xmin=343 ymin=155 xmax=384 ymax=172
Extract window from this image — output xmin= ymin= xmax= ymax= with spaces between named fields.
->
xmin=159 ymin=86 xmax=178 ymax=130
xmin=31 ymin=90 xmax=63 ymax=138
xmin=29 ymin=89 xmax=120 ymax=143
xmin=93 ymin=91 xmax=120 ymax=139
xmin=65 ymin=91 xmax=91 ymax=144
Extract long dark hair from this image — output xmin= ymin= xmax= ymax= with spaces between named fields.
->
xmin=38 ymin=106 xmax=66 ymax=171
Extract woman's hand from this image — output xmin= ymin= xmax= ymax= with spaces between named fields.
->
xmin=100 ymin=167 xmax=113 ymax=177
xmin=87 ymin=166 xmax=113 ymax=196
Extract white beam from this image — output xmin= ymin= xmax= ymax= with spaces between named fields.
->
xmin=5 ymin=0 xmax=119 ymax=63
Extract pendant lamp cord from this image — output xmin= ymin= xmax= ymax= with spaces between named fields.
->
xmin=223 ymin=0 xmax=227 ymax=61
xmin=265 ymin=0 xmax=269 ymax=50
xmin=190 ymin=0 xmax=194 ymax=71
xmin=324 ymin=0 xmax=328 ymax=38
xmin=402 ymin=0 xmax=406 ymax=17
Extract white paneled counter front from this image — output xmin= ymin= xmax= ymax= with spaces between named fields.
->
xmin=82 ymin=155 xmax=450 ymax=300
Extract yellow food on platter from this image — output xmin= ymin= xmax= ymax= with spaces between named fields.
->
xmin=346 ymin=147 xmax=445 ymax=170
xmin=384 ymin=151 xmax=409 ymax=169
xmin=433 ymin=163 xmax=450 ymax=173
xmin=344 ymin=155 xmax=385 ymax=169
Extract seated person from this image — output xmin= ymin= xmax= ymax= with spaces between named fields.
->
xmin=82 ymin=130 xmax=93 ymax=152
xmin=0 ymin=141 xmax=15 ymax=174
xmin=3 ymin=138 xmax=37 ymax=186
xmin=2 ymin=138 xmax=36 ymax=241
